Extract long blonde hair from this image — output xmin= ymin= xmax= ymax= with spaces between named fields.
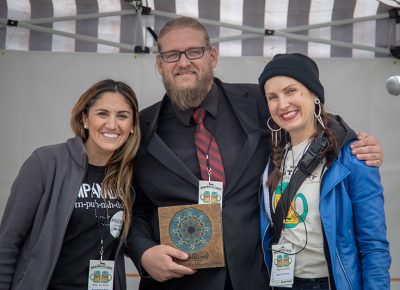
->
xmin=70 ymin=79 xmax=141 ymax=237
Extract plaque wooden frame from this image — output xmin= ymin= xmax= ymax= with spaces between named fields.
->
xmin=158 ymin=203 xmax=225 ymax=269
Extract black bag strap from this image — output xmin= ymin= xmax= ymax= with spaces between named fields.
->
xmin=270 ymin=134 xmax=328 ymax=244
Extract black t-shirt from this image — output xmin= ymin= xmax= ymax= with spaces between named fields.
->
xmin=48 ymin=164 xmax=124 ymax=290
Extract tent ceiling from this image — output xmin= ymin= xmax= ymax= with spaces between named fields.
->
xmin=0 ymin=0 xmax=398 ymax=58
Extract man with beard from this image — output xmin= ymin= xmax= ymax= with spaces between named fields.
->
xmin=127 ymin=17 xmax=383 ymax=290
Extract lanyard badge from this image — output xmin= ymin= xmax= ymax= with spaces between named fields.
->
xmin=88 ymin=192 xmax=118 ymax=290
xmin=88 ymin=259 xmax=115 ymax=290
xmin=270 ymin=243 xmax=295 ymax=288
xmin=198 ymin=180 xmax=223 ymax=207
xmin=88 ymin=234 xmax=115 ymax=290
xmin=198 ymin=155 xmax=223 ymax=207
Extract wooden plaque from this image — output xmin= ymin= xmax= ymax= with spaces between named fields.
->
xmin=158 ymin=203 xmax=225 ymax=269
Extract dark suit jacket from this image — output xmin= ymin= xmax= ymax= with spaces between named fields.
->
xmin=127 ymin=79 xmax=271 ymax=290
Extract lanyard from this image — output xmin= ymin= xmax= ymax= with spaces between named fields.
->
xmin=92 ymin=190 xmax=110 ymax=263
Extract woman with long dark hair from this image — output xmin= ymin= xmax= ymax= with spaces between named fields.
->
xmin=0 ymin=79 xmax=141 ymax=290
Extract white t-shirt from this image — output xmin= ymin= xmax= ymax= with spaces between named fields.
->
xmin=273 ymin=139 xmax=329 ymax=278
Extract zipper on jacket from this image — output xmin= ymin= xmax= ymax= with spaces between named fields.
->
xmin=335 ymin=250 xmax=353 ymax=290
xmin=259 ymin=175 xmax=276 ymax=290
xmin=320 ymin=168 xmax=353 ymax=290
xmin=16 ymin=265 xmax=27 ymax=282
xmin=261 ymin=222 xmax=276 ymax=290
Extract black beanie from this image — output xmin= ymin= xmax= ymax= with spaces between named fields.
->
xmin=258 ymin=53 xmax=325 ymax=104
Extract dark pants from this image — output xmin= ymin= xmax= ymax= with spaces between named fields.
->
xmin=224 ymin=278 xmax=233 ymax=290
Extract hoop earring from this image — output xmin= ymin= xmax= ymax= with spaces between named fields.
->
xmin=267 ymin=117 xmax=282 ymax=147
xmin=314 ymin=99 xmax=326 ymax=130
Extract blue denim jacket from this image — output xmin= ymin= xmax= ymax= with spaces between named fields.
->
xmin=260 ymin=143 xmax=391 ymax=290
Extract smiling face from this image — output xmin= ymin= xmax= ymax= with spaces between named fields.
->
xmin=156 ymin=27 xmax=218 ymax=110
xmin=264 ymin=76 xmax=318 ymax=145
xmin=82 ymin=92 xmax=134 ymax=165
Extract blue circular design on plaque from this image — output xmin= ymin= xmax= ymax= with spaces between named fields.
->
xmin=169 ymin=207 xmax=212 ymax=253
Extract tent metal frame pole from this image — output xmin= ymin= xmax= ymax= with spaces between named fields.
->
xmin=136 ymin=8 xmax=145 ymax=49
xmin=152 ymin=10 xmax=390 ymax=34
xmin=0 ymin=18 xmax=135 ymax=50
xmin=24 ymin=10 xmax=137 ymax=25
xmin=212 ymin=33 xmax=389 ymax=54
xmin=0 ymin=8 xmax=388 ymax=30
xmin=152 ymin=10 xmax=391 ymax=54
xmin=273 ymin=31 xmax=389 ymax=54
xmin=0 ymin=8 xmax=394 ymax=55
xmin=282 ymin=13 xmax=389 ymax=33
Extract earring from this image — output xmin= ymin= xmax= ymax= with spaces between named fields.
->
xmin=267 ymin=117 xmax=282 ymax=147
xmin=130 ymin=129 xmax=134 ymax=134
xmin=314 ymin=99 xmax=326 ymax=130
xmin=84 ymin=124 xmax=87 ymax=129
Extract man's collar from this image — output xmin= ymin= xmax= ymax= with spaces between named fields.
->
xmin=201 ymin=83 xmax=218 ymax=118
xmin=172 ymin=82 xmax=219 ymax=126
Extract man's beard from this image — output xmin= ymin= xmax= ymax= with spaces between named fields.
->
xmin=163 ymin=69 xmax=214 ymax=111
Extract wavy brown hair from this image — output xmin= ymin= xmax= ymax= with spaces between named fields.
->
xmin=70 ymin=79 xmax=141 ymax=237
xmin=267 ymin=106 xmax=339 ymax=193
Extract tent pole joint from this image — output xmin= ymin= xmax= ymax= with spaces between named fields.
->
xmin=7 ymin=19 xmax=18 ymax=27
xmin=265 ymin=29 xmax=275 ymax=36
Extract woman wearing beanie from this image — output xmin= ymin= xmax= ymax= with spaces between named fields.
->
xmin=258 ymin=53 xmax=390 ymax=290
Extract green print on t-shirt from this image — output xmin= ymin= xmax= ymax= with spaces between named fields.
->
xmin=273 ymin=182 xmax=309 ymax=229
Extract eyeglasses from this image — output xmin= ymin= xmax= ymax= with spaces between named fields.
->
xmin=159 ymin=46 xmax=211 ymax=63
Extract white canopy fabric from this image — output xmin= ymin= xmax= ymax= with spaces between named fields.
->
xmin=0 ymin=0 xmax=398 ymax=58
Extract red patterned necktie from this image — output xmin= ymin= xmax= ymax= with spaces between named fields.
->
xmin=193 ymin=107 xmax=225 ymax=184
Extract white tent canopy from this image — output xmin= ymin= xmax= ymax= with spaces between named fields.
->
xmin=0 ymin=0 xmax=399 ymax=58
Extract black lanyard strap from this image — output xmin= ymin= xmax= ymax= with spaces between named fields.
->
xmin=270 ymin=133 xmax=328 ymax=244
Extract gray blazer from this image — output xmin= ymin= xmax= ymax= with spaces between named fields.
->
xmin=0 ymin=137 xmax=129 ymax=290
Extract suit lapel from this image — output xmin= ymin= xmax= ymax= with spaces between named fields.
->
xmin=141 ymin=83 xmax=263 ymax=194
xmin=220 ymin=83 xmax=262 ymax=195
xmin=142 ymin=97 xmax=198 ymax=187
xmin=147 ymin=134 xmax=198 ymax=186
